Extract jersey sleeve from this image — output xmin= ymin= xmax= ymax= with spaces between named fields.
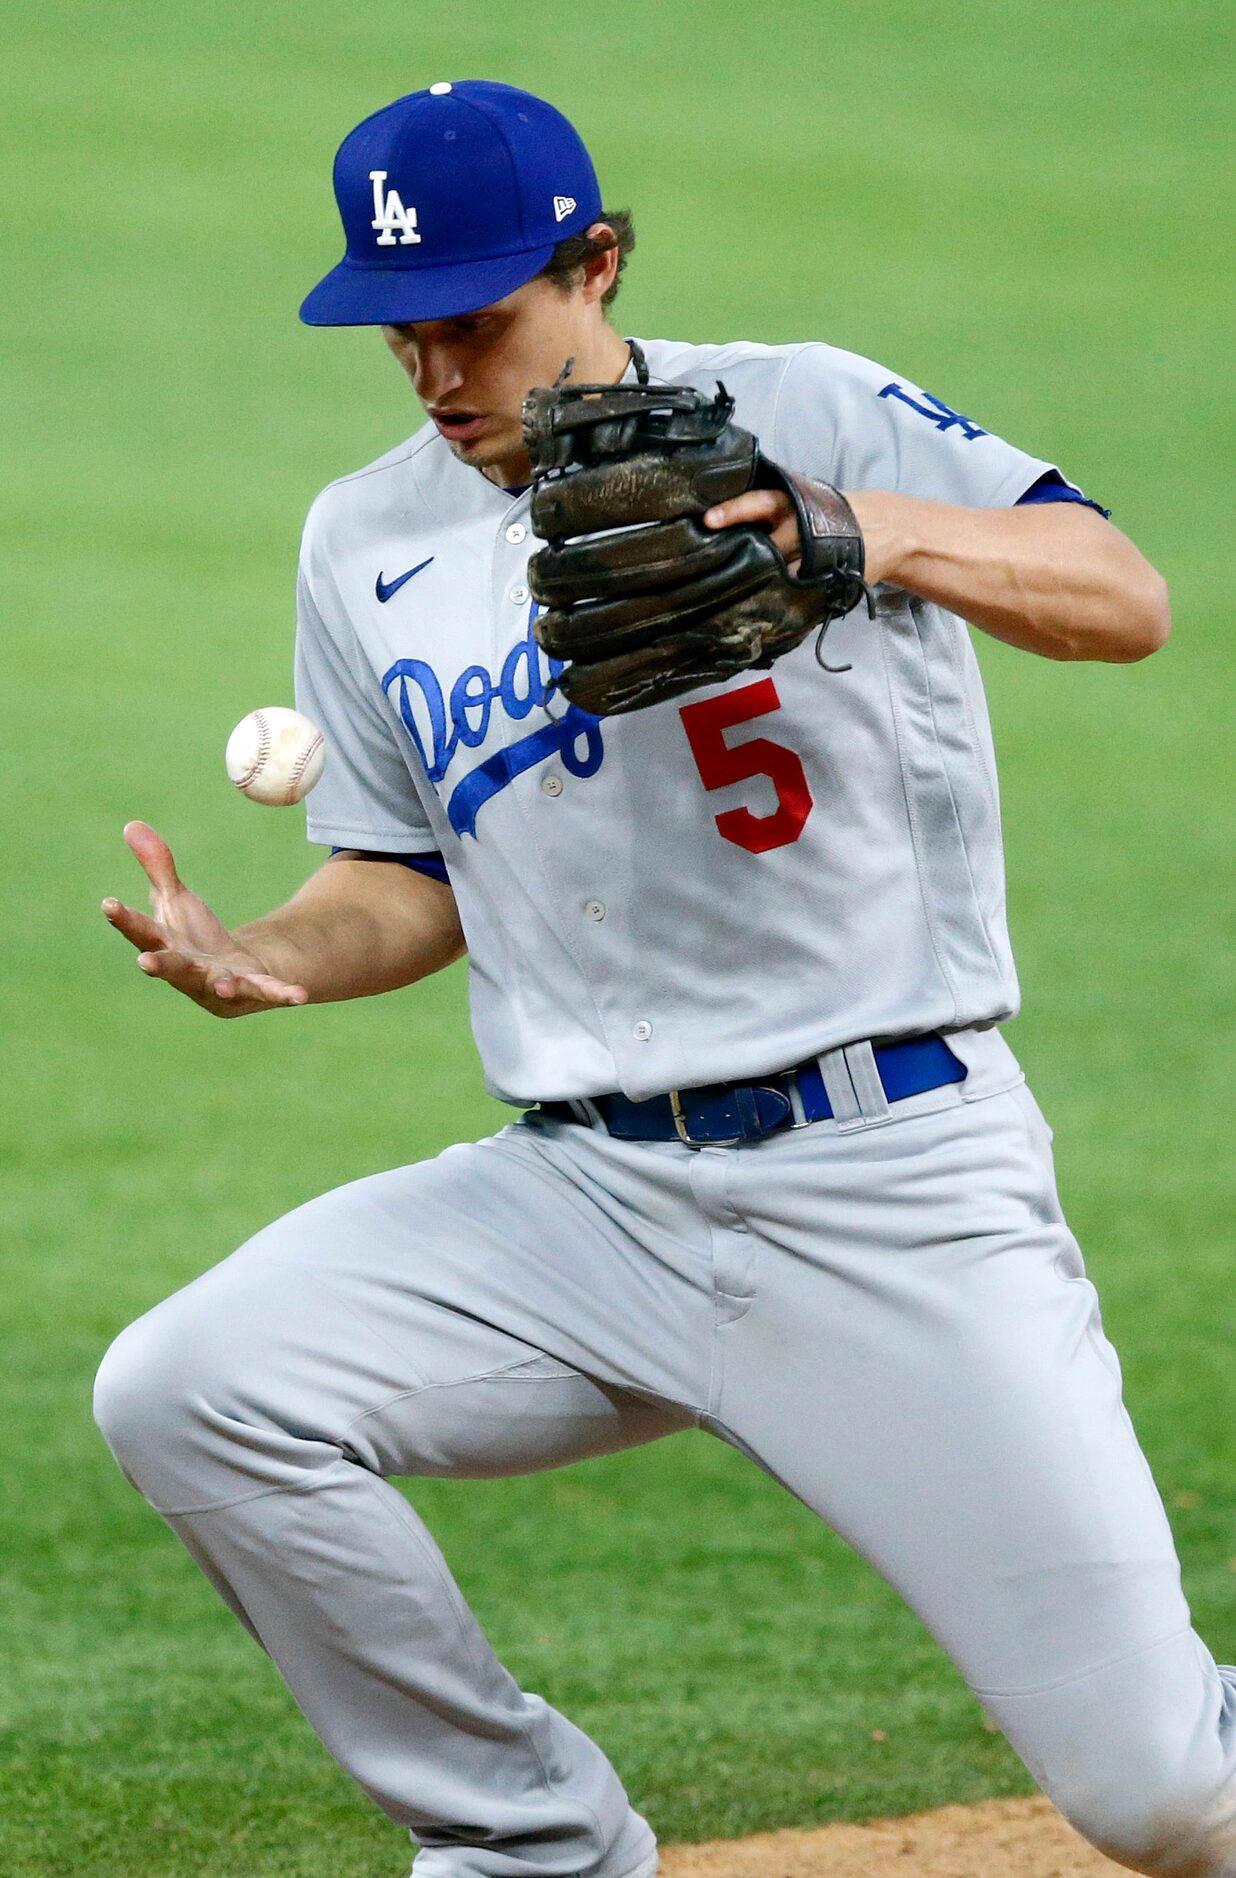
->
xmin=294 ymin=509 xmax=439 ymax=855
xmin=1015 ymin=468 xmax=1110 ymax=517
xmin=771 ymin=343 xmax=1061 ymax=510
xmin=331 ymin=846 xmax=451 ymax=881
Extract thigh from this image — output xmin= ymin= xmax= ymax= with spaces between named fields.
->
xmin=112 ymin=1124 xmax=702 ymax=1509
xmin=716 ymin=1084 xmax=1191 ymax=1698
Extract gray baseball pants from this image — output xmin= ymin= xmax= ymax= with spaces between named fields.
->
xmin=94 ymin=1031 xmax=1236 ymax=1876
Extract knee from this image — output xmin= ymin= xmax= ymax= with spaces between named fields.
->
xmin=94 ymin=1254 xmax=356 ymax=1513
xmin=992 ymin=1627 xmax=1236 ymax=1877
xmin=94 ymin=1270 xmax=286 ymax=1512
xmin=94 ymin=1300 xmax=206 ymax=1503
xmin=94 ymin=1311 xmax=167 ymax=1473
xmin=1056 ymin=1767 xmax=1234 ymax=1876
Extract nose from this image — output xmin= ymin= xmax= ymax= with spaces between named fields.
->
xmin=413 ymin=339 xmax=466 ymax=407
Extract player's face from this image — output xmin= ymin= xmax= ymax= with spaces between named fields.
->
xmin=381 ymin=272 xmax=616 ymax=486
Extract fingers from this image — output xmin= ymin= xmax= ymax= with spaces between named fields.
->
xmin=101 ymin=897 xmax=168 ymax=953
xmin=703 ymin=490 xmax=790 ymax=531
xmin=123 ymin=820 xmax=182 ymax=897
xmin=131 ymin=946 xmax=210 ymax=994
xmin=212 ymin=969 xmax=309 ymax=1008
xmin=703 ymin=490 xmax=801 ymax=564
xmin=134 ymin=946 xmax=308 ymax=1011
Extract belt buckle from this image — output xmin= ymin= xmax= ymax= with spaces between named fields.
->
xmin=668 ymin=1087 xmax=742 ymax=1149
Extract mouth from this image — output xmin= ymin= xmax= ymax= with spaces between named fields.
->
xmin=431 ymin=411 xmax=487 ymax=444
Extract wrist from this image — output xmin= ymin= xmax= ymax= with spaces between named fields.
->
xmin=844 ymin=489 xmax=915 ymax=589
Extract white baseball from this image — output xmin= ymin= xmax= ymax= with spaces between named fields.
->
xmin=225 ymin=707 xmax=326 ymax=806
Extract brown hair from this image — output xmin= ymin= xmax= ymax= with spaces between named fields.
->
xmin=536 ymin=209 xmax=635 ymax=309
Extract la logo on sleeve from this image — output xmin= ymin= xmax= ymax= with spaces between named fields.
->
xmin=370 ymin=171 xmax=421 ymax=246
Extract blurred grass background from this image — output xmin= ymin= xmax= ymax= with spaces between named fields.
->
xmin=2 ymin=0 xmax=1234 ymax=1871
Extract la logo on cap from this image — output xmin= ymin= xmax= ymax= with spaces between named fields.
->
xmin=553 ymin=194 xmax=576 ymax=222
xmin=370 ymin=170 xmax=421 ymax=247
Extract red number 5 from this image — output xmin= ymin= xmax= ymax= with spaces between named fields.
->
xmin=679 ymin=678 xmax=814 ymax=853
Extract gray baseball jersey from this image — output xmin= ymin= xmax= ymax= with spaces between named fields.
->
xmin=295 ymin=338 xmax=1060 ymax=1105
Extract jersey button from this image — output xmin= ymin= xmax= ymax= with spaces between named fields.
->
xmin=540 ymin=774 xmax=563 ymax=797
xmin=585 ymin=900 xmax=606 ymax=922
xmin=633 ymin=1020 xmax=653 ymax=1041
xmin=504 ymin=523 xmax=527 ymax=545
xmin=510 ymin=584 xmax=530 ymax=604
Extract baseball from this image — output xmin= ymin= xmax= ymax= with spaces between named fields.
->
xmin=225 ymin=707 xmax=325 ymax=806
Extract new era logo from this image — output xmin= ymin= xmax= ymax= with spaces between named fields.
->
xmin=552 ymin=195 xmax=576 ymax=223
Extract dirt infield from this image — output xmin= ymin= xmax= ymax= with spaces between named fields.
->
xmin=661 ymin=1796 xmax=1125 ymax=1877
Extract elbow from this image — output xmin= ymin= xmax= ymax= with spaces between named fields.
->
xmin=1105 ymin=565 xmax=1171 ymax=662
xmin=1056 ymin=562 xmax=1170 ymax=664
xmin=1142 ymin=566 xmax=1173 ymax=655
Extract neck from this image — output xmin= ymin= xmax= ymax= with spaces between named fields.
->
xmin=571 ymin=322 xmax=637 ymax=388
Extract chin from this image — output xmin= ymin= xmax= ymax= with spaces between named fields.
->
xmin=449 ymin=432 xmax=525 ymax=484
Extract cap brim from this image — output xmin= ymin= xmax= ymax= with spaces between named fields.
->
xmin=299 ymin=244 xmax=557 ymax=326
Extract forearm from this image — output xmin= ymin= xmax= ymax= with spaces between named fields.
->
xmin=849 ymin=492 xmax=1171 ymax=662
xmin=237 ymin=855 xmax=465 ymax=1003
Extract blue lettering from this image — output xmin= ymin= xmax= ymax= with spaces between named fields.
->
xmin=878 ymin=382 xmax=988 ymax=440
xmin=500 ymin=624 xmax=558 ymax=720
xmin=560 ymin=710 xmax=605 ymax=780
xmin=385 ymin=656 xmax=452 ymax=780
xmin=446 ymin=706 xmax=602 ymax=838
xmin=449 ymin=664 xmax=493 ymax=748
xmin=381 ymin=603 xmax=606 ymax=837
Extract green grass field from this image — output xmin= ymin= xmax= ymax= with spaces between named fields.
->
xmin=3 ymin=0 xmax=1234 ymax=1871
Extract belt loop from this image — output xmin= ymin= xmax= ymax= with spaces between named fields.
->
xmin=570 ymin=1097 xmax=609 ymax=1131
xmin=842 ymin=1041 xmax=891 ymax=1125
xmin=815 ymin=1046 xmax=862 ymax=1125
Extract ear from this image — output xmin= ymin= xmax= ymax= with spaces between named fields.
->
xmin=579 ymin=223 xmax=621 ymax=306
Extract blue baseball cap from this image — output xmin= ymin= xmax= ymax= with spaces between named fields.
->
xmin=299 ymin=80 xmax=603 ymax=326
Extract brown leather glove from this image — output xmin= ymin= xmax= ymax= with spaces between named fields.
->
xmin=523 ymin=350 xmax=869 ymax=716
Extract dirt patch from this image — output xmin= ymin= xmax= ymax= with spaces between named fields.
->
xmin=660 ymin=1796 xmax=1125 ymax=1877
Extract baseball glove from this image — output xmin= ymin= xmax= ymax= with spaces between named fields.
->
xmin=523 ymin=343 xmax=870 ymax=717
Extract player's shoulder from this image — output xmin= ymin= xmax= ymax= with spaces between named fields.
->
xmin=639 ymin=336 xmax=895 ymax=435
xmin=301 ymin=422 xmax=449 ymax=560
xmin=641 ymin=335 xmax=810 ymax=393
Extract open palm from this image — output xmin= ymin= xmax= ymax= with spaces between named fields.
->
xmin=103 ymin=821 xmax=308 ymax=1017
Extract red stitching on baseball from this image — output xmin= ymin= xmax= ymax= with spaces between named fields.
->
xmin=286 ymin=732 xmax=323 ymax=804
xmin=234 ymin=711 xmax=271 ymax=792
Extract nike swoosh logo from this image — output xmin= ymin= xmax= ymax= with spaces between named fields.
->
xmin=375 ymin=557 xmax=434 ymax=603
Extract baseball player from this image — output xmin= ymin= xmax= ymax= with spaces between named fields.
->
xmin=94 ymin=79 xmax=1234 ymax=1878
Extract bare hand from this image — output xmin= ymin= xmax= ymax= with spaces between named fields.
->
xmin=102 ymin=822 xmax=308 ymax=1017
xmin=705 ymin=486 xmax=899 ymax=586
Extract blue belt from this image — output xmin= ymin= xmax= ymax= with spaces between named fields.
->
xmin=540 ymin=1034 xmax=966 ymax=1147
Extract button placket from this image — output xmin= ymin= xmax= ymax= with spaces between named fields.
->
xmin=486 ymin=502 xmax=634 ymax=1083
